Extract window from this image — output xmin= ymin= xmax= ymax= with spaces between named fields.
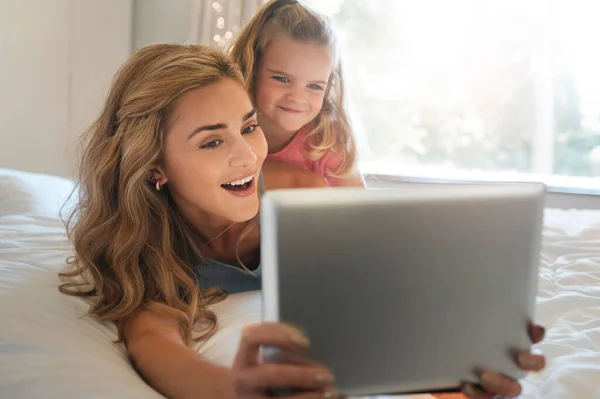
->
xmin=304 ymin=0 xmax=600 ymax=190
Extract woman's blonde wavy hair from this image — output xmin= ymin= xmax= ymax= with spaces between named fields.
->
xmin=229 ymin=0 xmax=358 ymax=179
xmin=59 ymin=43 xmax=247 ymax=345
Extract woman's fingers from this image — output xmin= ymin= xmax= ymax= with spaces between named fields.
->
xmin=235 ymin=364 xmax=334 ymax=391
xmin=234 ymin=323 xmax=311 ymax=368
xmin=461 ymin=383 xmax=495 ymax=399
xmin=461 ymin=329 xmax=546 ymax=399
xmin=266 ymin=347 xmax=319 ymax=366
xmin=527 ymin=322 xmax=546 ymax=344
xmin=463 ymin=370 xmax=522 ymax=398
xmin=285 ymin=391 xmax=340 ymax=399
xmin=515 ymin=350 xmax=546 ymax=372
xmin=246 ymin=393 xmax=338 ymax=399
xmin=231 ymin=323 xmax=339 ymax=398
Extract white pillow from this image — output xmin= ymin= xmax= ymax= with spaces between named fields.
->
xmin=0 ymin=214 xmax=261 ymax=399
xmin=0 ymin=168 xmax=77 ymax=218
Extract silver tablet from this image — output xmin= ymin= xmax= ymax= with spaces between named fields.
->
xmin=261 ymin=183 xmax=544 ymax=396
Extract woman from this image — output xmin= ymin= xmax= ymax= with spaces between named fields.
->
xmin=60 ymin=43 xmax=545 ymax=399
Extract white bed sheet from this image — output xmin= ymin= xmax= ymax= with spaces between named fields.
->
xmin=1 ymin=209 xmax=600 ymax=398
xmin=520 ymin=209 xmax=600 ymax=399
xmin=0 ymin=214 xmax=260 ymax=398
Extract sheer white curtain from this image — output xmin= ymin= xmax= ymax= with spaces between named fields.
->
xmin=188 ymin=0 xmax=266 ymax=48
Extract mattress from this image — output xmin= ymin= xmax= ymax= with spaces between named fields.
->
xmin=1 ymin=170 xmax=599 ymax=398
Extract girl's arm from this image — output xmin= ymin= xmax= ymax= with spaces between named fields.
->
xmin=125 ymin=310 xmax=234 ymax=399
xmin=332 ymin=173 xmax=365 ymax=187
xmin=316 ymin=146 xmax=365 ymax=188
xmin=262 ymin=159 xmax=329 ymax=190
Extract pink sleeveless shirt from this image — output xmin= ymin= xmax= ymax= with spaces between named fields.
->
xmin=266 ymin=127 xmax=343 ymax=186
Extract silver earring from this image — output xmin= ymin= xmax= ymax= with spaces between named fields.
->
xmin=156 ymin=181 xmax=161 ymax=191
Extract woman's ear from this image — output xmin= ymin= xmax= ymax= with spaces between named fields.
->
xmin=147 ymin=168 xmax=168 ymax=190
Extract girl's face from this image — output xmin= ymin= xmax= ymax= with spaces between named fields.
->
xmin=158 ymin=77 xmax=268 ymax=227
xmin=255 ymin=35 xmax=333 ymax=141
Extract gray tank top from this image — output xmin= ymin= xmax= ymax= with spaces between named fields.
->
xmin=193 ymin=258 xmax=261 ymax=294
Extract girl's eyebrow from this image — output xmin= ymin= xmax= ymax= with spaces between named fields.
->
xmin=267 ymin=68 xmax=290 ymax=76
xmin=266 ymin=68 xmax=328 ymax=85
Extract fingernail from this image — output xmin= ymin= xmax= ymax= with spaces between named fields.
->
xmin=289 ymin=332 xmax=310 ymax=347
xmin=461 ymin=383 xmax=476 ymax=397
xmin=518 ymin=352 xmax=538 ymax=369
xmin=480 ymin=371 xmax=501 ymax=389
xmin=323 ymin=388 xmax=339 ymax=398
xmin=529 ymin=324 xmax=546 ymax=342
xmin=315 ymin=372 xmax=335 ymax=385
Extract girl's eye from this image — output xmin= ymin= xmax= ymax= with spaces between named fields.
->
xmin=308 ymin=84 xmax=324 ymax=91
xmin=200 ymin=139 xmax=223 ymax=149
xmin=242 ymin=124 xmax=259 ymax=134
xmin=272 ymin=76 xmax=290 ymax=83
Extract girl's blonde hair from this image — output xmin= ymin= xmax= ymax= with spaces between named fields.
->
xmin=229 ymin=0 xmax=357 ymax=179
xmin=59 ymin=43 xmax=247 ymax=345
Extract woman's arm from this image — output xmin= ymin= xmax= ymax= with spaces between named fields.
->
xmin=125 ymin=310 xmax=234 ymax=399
xmin=125 ymin=310 xmax=336 ymax=399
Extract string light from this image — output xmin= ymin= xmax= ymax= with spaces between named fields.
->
xmin=212 ymin=1 xmax=222 ymax=13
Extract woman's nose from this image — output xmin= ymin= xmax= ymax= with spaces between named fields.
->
xmin=230 ymin=139 xmax=258 ymax=168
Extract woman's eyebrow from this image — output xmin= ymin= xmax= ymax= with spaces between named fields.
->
xmin=188 ymin=108 xmax=257 ymax=140
xmin=187 ymin=123 xmax=226 ymax=140
xmin=243 ymin=108 xmax=257 ymax=121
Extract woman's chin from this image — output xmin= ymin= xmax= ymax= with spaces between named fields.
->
xmin=230 ymin=201 xmax=260 ymax=223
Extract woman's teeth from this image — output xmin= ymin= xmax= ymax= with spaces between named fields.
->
xmin=222 ymin=175 xmax=253 ymax=190
xmin=224 ymin=175 xmax=253 ymax=186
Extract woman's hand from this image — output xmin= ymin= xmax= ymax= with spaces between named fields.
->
xmin=461 ymin=322 xmax=546 ymax=398
xmin=231 ymin=323 xmax=338 ymax=398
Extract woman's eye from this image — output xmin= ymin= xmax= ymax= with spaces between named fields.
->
xmin=200 ymin=139 xmax=223 ymax=149
xmin=308 ymin=84 xmax=324 ymax=91
xmin=242 ymin=124 xmax=259 ymax=134
xmin=272 ymin=76 xmax=290 ymax=83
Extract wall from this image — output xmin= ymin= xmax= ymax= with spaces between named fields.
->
xmin=132 ymin=0 xmax=190 ymax=51
xmin=0 ymin=0 xmax=132 ymax=178
xmin=0 ymin=0 xmax=70 ymax=177
xmin=67 ymin=1 xmax=133 ymax=177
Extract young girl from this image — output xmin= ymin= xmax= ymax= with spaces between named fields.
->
xmin=229 ymin=0 xmax=365 ymax=187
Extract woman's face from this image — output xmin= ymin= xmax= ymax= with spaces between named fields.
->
xmin=159 ymin=77 xmax=268 ymax=226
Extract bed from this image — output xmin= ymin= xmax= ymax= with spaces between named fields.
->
xmin=1 ymin=168 xmax=599 ymax=398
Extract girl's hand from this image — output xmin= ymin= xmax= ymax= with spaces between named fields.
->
xmin=461 ymin=322 xmax=546 ymax=398
xmin=231 ymin=323 xmax=338 ymax=398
